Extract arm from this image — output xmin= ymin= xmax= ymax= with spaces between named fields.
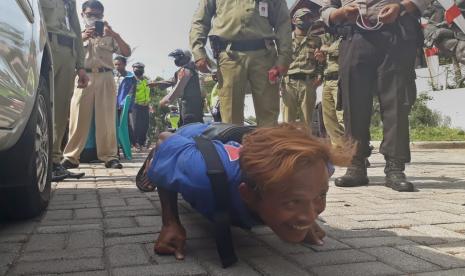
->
xmin=271 ymin=1 xmax=292 ymax=70
xmin=104 ymin=22 xmax=131 ymax=57
xmin=190 ymin=0 xmax=215 ymax=72
xmin=379 ymin=0 xmax=432 ymax=23
xmin=69 ymin=2 xmax=89 ymax=88
xmin=160 ymin=69 xmax=192 ymax=106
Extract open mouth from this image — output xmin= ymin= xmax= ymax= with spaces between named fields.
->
xmin=289 ymin=224 xmax=312 ymax=231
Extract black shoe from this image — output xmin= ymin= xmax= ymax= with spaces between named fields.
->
xmin=105 ymin=159 xmax=123 ymax=169
xmin=52 ymin=164 xmax=68 ymax=182
xmin=384 ymin=159 xmax=414 ymax=192
xmin=61 ymin=159 xmax=79 ymax=169
xmin=335 ymin=158 xmax=369 ymax=187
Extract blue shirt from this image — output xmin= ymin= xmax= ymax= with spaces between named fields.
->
xmin=147 ymin=123 xmax=259 ymax=228
xmin=117 ymin=73 xmax=135 ymax=110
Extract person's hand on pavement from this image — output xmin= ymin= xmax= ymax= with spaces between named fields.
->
xmin=154 ymin=223 xmax=186 ymax=260
xmin=304 ymin=221 xmax=326 ymax=246
xmin=76 ymin=69 xmax=89 ymax=89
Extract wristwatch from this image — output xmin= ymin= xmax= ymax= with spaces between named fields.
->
xmin=398 ymin=2 xmax=407 ymax=17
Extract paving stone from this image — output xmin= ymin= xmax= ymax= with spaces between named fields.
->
xmin=436 ymin=223 xmax=465 ymax=232
xmin=0 ymin=243 xmax=22 ymax=253
xmin=410 ymin=225 xmax=465 ymax=243
xmin=202 ymin=260 xmax=261 ymax=276
xmin=412 ymin=268 xmax=465 ymax=276
xmin=48 ymin=202 xmax=99 ymax=210
xmin=257 ymin=234 xmax=314 ymax=254
xmin=126 ymin=198 xmax=152 ymax=206
xmin=306 ymin=236 xmax=351 ymax=252
xmin=432 ymin=241 xmax=465 ymax=255
xmin=75 ymin=208 xmax=103 ymax=219
xmin=12 ymin=258 xmax=105 ymax=275
xmin=51 ymin=270 xmax=109 ymax=276
xmin=104 ymin=209 xmax=158 ymax=218
xmin=25 ymin=234 xmax=66 ymax=252
xmin=42 ymin=210 xmax=73 ymax=221
xmin=105 ymin=234 xmax=155 ymax=246
xmin=362 ymin=247 xmax=441 ymax=273
xmin=384 ymin=228 xmax=447 ymax=245
xmin=135 ymin=216 xmax=163 ymax=227
xmin=19 ymin=248 xmax=103 ymax=262
xmin=0 ymin=221 xmax=37 ymax=235
xmin=292 ymin=249 xmax=376 ymax=267
xmin=0 ymin=252 xmax=16 ymax=267
xmin=340 ymin=236 xmax=415 ymax=248
xmin=310 ymin=261 xmax=402 ymax=276
xmin=397 ymin=245 xmax=465 ymax=269
xmin=403 ymin=211 xmax=465 ymax=224
xmin=104 ymin=217 xmax=137 ymax=229
xmin=107 ymin=244 xmax=150 ymax=267
xmin=39 ymin=219 xmax=101 ymax=226
xmin=36 ymin=224 xmax=102 ymax=234
xmin=0 ymin=234 xmax=28 ymax=243
xmin=248 ymin=255 xmax=312 ymax=276
xmin=101 ymin=198 xmax=126 ymax=207
xmin=112 ymin=262 xmax=207 ymax=276
xmin=105 ymin=226 xmax=158 ymax=237
xmin=68 ymin=230 xmax=103 ymax=249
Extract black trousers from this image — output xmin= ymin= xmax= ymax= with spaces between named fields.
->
xmin=130 ymin=104 xmax=150 ymax=146
xmin=339 ymin=17 xmax=420 ymax=163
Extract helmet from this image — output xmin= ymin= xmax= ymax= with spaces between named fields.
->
xmin=168 ymin=49 xmax=192 ymax=60
xmin=132 ymin=62 xmax=145 ymax=68
xmin=293 ymin=8 xmax=312 ymax=21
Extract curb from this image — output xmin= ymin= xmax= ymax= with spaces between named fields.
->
xmin=371 ymin=141 xmax=465 ymax=149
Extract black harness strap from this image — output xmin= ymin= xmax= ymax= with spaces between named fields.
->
xmin=194 ymin=136 xmax=238 ymax=268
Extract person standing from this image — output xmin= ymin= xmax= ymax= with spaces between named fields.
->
xmin=40 ymin=0 xmax=89 ymax=181
xmin=62 ymin=0 xmax=131 ymax=169
xmin=189 ymin=0 xmax=292 ymax=127
xmin=131 ymin=62 xmax=152 ymax=151
xmin=319 ymin=33 xmax=345 ymax=147
xmin=282 ymin=8 xmax=323 ymax=125
xmin=159 ymin=49 xmax=204 ymax=126
xmin=321 ymin=0 xmax=428 ymax=192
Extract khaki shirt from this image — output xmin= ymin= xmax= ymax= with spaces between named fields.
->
xmin=84 ymin=36 xmax=122 ymax=70
xmin=286 ymin=33 xmax=322 ymax=76
xmin=190 ymin=0 xmax=292 ymax=67
xmin=320 ymin=34 xmax=341 ymax=76
xmin=321 ymin=0 xmax=432 ymax=26
xmin=40 ymin=0 xmax=85 ymax=69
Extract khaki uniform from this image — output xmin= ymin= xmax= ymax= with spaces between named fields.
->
xmin=321 ymin=34 xmax=345 ymax=147
xmin=63 ymin=36 xmax=123 ymax=165
xmin=40 ymin=0 xmax=85 ymax=164
xmin=190 ymin=0 xmax=292 ymax=127
xmin=282 ymin=33 xmax=322 ymax=125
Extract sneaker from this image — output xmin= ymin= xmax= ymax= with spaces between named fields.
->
xmin=105 ymin=159 xmax=123 ymax=169
xmin=61 ymin=159 xmax=79 ymax=169
xmin=52 ymin=163 xmax=68 ymax=182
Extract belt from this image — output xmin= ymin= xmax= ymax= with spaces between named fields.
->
xmin=288 ymin=73 xmax=316 ymax=81
xmin=85 ymin=67 xmax=113 ymax=73
xmin=324 ymin=72 xmax=339 ymax=81
xmin=230 ymin=39 xmax=268 ymax=51
xmin=48 ymin=32 xmax=74 ymax=48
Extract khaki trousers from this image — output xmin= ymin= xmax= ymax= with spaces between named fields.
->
xmin=63 ymin=72 xmax=118 ymax=164
xmin=322 ymin=80 xmax=345 ymax=147
xmin=282 ymin=77 xmax=317 ymax=126
xmin=50 ymin=42 xmax=77 ymax=164
xmin=218 ymin=48 xmax=279 ymax=127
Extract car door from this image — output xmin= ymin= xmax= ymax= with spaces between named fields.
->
xmin=0 ymin=0 xmax=35 ymax=130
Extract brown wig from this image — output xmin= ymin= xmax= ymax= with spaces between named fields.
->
xmin=239 ymin=123 xmax=354 ymax=193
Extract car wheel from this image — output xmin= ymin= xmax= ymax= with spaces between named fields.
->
xmin=0 ymin=76 xmax=52 ymax=219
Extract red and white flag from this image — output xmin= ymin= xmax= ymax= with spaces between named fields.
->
xmin=437 ymin=0 xmax=465 ymax=34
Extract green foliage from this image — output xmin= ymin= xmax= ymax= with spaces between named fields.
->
xmin=147 ymin=76 xmax=169 ymax=145
xmin=371 ymin=126 xmax=465 ymax=141
xmin=409 ymin=94 xmax=442 ymax=128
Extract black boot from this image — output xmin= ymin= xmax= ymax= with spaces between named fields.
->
xmin=335 ymin=158 xmax=369 ymax=187
xmin=52 ymin=163 xmax=68 ymax=182
xmin=384 ymin=159 xmax=414 ymax=192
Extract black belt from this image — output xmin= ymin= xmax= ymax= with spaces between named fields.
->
xmin=49 ymin=33 xmax=74 ymax=48
xmin=325 ymin=72 xmax=339 ymax=81
xmin=288 ymin=73 xmax=316 ymax=81
xmin=230 ymin=39 xmax=268 ymax=51
xmin=85 ymin=67 xmax=113 ymax=73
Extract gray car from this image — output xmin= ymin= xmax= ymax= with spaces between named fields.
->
xmin=0 ymin=0 xmax=54 ymax=219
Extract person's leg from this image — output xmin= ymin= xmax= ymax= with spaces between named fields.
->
xmin=248 ymin=49 xmax=279 ymax=127
xmin=322 ymin=80 xmax=345 ymax=147
xmin=139 ymin=105 xmax=150 ymax=147
xmin=335 ymin=32 xmax=379 ymax=187
xmin=94 ymin=73 xmax=119 ymax=166
xmin=62 ymin=75 xmax=96 ymax=166
xmin=217 ymin=51 xmax=247 ymax=124
xmin=300 ymin=79 xmax=317 ymax=127
xmin=281 ymin=78 xmax=299 ymax=123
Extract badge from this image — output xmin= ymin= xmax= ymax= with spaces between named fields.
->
xmin=259 ymin=1 xmax=269 ymax=18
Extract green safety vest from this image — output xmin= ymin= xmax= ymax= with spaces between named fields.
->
xmin=134 ymin=79 xmax=151 ymax=106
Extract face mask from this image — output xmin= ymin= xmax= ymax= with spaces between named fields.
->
xmin=174 ymin=57 xmax=189 ymax=67
xmin=84 ymin=16 xmax=100 ymax=27
xmin=295 ymin=18 xmax=313 ymax=31
xmin=134 ymin=69 xmax=144 ymax=77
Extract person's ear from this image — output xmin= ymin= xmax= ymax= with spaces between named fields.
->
xmin=238 ymin=182 xmax=257 ymax=207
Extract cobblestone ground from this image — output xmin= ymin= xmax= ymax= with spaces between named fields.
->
xmin=1 ymin=148 xmax=465 ymax=276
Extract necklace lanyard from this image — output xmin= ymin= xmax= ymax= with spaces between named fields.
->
xmin=355 ymin=0 xmax=384 ymax=31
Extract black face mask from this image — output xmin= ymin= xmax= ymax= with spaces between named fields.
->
xmin=134 ymin=69 xmax=144 ymax=77
xmin=174 ymin=57 xmax=189 ymax=67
